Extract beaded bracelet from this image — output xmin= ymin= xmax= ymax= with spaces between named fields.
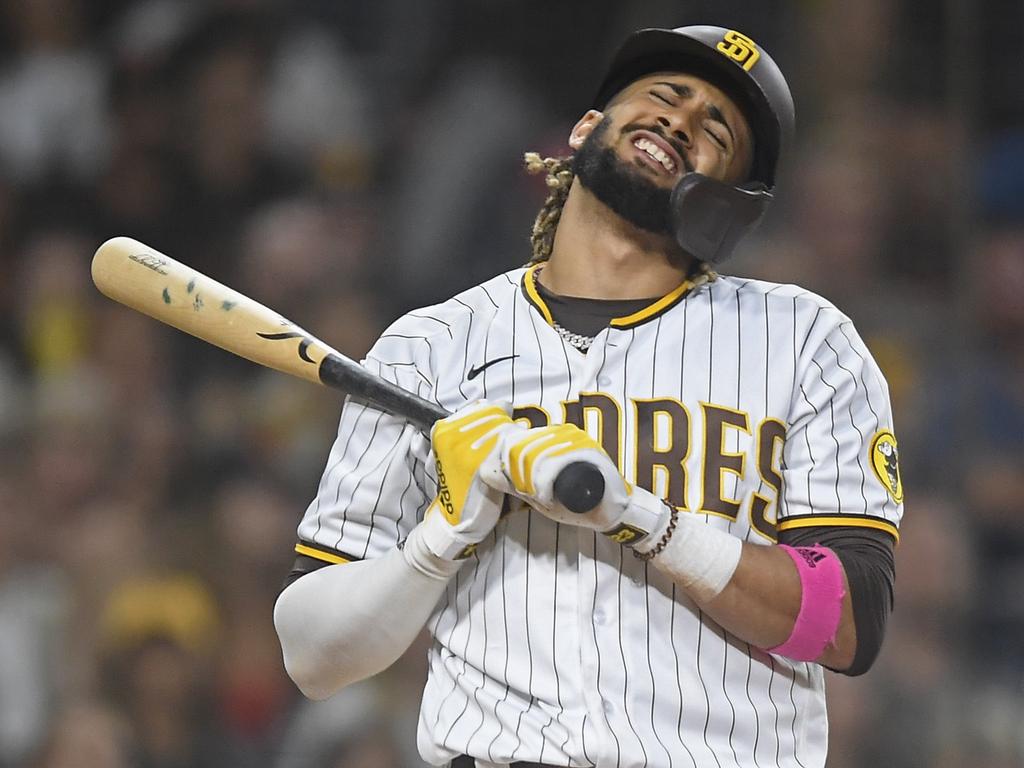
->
xmin=633 ymin=501 xmax=679 ymax=561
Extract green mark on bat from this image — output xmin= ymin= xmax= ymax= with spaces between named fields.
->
xmin=187 ymin=279 xmax=196 ymax=293
xmin=221 ymin=300 xmax=236 ymax=311
xmin=162 ymin=288 xmax=171 ymax=304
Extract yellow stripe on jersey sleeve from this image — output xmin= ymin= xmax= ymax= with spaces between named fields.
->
xmin=295 ymin=542 xmax=351 ymax=564
xmin=776 ymin=515 xmax=900 ymax=542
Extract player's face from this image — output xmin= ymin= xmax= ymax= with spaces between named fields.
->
xmin=581 ymin=73 xmax=754 ymax=186
xmin=567 ymin=73 xmax=754 ymax=237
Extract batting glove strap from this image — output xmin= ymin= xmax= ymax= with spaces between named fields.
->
xmin=405 ymin=516 xmax=474 ymax=575
xmin=604 ymin=486 xmax=674 ymax=549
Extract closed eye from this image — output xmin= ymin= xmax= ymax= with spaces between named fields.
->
xmin=705 ymin=127 xmax=728 ymax=150
xmin=650 ymin=90 xmax=674 ymax=105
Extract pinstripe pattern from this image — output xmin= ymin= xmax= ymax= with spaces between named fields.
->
xmin=295 ymin=270 xmax=903 ymax=767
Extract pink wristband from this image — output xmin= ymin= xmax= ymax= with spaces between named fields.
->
xmin=767 ymin=545 xmax=845 ymax=662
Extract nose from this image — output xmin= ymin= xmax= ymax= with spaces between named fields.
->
xmin=656 ymin=114 xmax=691 ymax=146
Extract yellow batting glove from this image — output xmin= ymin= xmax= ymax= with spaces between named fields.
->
xmin=417 ymin=401 xmax=524 ymax=561
xmin=504 ymin=424 xmax=611 ymax=496
xmin=489 ymin=423 xmax=672 ymax=551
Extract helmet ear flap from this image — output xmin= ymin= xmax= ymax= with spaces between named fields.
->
xmin=669 ymin=173 xmax=772 ymax=264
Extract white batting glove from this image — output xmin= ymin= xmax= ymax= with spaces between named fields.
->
xmin=482 ymin=423 xmax=673 ymax=552
xmin=415 ymin=401 xmax=525 ymax=561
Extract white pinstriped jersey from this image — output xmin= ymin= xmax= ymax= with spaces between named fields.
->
xmin=296 ymin=265 xmax=904 ymax=768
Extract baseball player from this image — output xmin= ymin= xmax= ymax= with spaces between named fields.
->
xmin=274 ymin=25 xmax=902 ymax=768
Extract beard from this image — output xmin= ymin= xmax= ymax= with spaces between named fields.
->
xmin=570 ymin=116 xmax=673 ymax=236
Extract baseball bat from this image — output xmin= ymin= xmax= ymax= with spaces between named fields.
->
xmin=90 ymin=237 xmax=604 ymax=514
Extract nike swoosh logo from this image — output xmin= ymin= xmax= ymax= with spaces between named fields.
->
xmin=467 ymin=354 xmax=519 ymax=380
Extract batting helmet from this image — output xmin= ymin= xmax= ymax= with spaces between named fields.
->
xmin=594 ymin=25 xmax=794 ymax=188
xmin=593 ymin=26 xmax=795 ymax=262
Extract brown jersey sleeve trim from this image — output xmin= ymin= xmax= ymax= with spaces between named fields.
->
xmin=282 ymin=542 xmax=363 ymax=591
xmin=294 ymin=540 xmax=360 ymax=565
xmin=776 ymin=514 xmax=899 ymax=543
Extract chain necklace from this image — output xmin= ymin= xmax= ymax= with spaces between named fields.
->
xmin=532 ymin=267 xmax=597 ymax=352
xmin=552 ymin=321 xmax=595 ymax=353
xmin=531 ymin=262 xmax=715 ymax=355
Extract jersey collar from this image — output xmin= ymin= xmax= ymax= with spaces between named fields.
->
xmin=521 ymin=263 xmax=695 ymax=331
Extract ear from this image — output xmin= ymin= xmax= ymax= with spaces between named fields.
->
xmin=568 ymin=110 xmax=603 ymax=150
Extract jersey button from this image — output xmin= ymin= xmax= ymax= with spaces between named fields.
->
xmin=593 ymin=609 xmax=607 ymax=624
xmin=598 ymin=375 xmax=611 ymax=388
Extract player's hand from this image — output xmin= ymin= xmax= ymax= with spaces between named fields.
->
xmin=484 ymin=423 xmax=672 ymax=551
xmin=417 ymin=401 xmax=524 ymax=561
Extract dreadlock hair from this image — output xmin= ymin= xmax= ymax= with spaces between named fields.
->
xmin=523 ymin=152 xmax=574 ymax=265
xmin=522 ymin=151 xmax=718 ymax=285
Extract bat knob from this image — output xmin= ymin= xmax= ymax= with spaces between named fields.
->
xmin=553 ymin=461 xmax=605 ymax=514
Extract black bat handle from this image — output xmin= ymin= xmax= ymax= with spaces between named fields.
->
xmin=319 ymin=353 xmax=604 ymax=514
xmin=552 ymin=461 xmax=606 ymax=514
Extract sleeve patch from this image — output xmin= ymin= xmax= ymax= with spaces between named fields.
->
xmin=869 ymin=430 xmax=903 ymax=503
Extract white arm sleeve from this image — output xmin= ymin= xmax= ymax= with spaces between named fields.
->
xmin=274 ymin=526 xmax=459 ymax=700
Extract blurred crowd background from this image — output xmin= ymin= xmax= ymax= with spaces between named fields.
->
xmin=0 ymin=0 xmax=1021 ymax=766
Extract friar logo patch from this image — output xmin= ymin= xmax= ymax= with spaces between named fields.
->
xmin=869 ymin=430 xmax=903 ymax=503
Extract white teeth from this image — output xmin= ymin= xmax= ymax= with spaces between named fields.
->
xmin=633 ymin=138 xmax=676 ymax=173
